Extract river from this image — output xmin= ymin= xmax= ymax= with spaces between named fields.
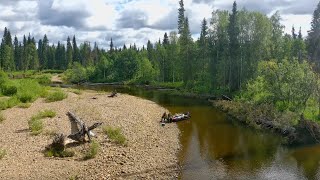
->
xmin=80 ymin=85 xmax=320 ymax=180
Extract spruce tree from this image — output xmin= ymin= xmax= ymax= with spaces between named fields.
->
xmin=228 ymin=1 xmax=240 ymax=91
xmin=178 ymin=0 xmax=185 ymax=35
xmin=66 ymin=36 xmax=73 ymax=68
xmin=110 ymin=38 xmax=114 ymax=52
xmin=163 ymin=33 xmax=169 ymax=46
xmin=307 ymin=1 xmax=320 ymax=68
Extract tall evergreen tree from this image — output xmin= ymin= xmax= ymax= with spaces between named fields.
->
xmin=72 ymin=35 xmax=80 ymax=63
xmin=307 ymin=1 xmax=320 ymax=69
xmin=163 ymin=33 xmax=169 ymax=46
xmin=228 ymin=1 xmax=240 ymax=91
xmin=110 ymin=38 xmax=114 ymax=53
xmin=178 ymin=0 xmax=185 ymax=35
xmin=66 ymin=36 xmax=73 ymax=68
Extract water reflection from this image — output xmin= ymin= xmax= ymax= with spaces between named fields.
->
xmin=79 ymin=85 xmax=320 ymax=179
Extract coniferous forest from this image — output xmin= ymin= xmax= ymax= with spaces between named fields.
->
xmin=1 ymin=1 xmax=320 ymax=117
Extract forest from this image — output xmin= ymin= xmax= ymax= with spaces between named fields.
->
xmin=0 ymin=1 xmax=320 ymax=119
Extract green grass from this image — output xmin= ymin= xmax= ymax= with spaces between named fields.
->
xmin=68 ymin=88 xmax=82 ymax=95
xmin=34 ymin=74 xmax=52 ymax=85
xmin=15 ymin=79 xmax=48 ymax=103
xmin=83 ymin=140 xmax=100 ymax=160
xmin=103 ymin=126 xmax=127 ymax=145
xmin=0 ymin=96 xmax=20 ymax=110
xmin=28 ymin=110 xmax=56 ymax=135
xmin=46 ymin=90 xmax=68 ymax=102
xmin=0 ymin=148 xmax=6 ymax=159
xmin=44 ymin=147 xmax=75 ymax=158
xmin=28 ymin=118 xmax=43 ymax=135
xmin=0 ymin=112 xmax=5 ymax=123
xmin=18 ymin=103 xmax=31 ymax=108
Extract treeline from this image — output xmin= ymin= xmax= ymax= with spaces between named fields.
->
xmin=0 ymin=0 xmax=319 ymax=94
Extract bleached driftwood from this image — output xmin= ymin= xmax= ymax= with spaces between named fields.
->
xmin=66 ymin=111 xmax=102 ymax=142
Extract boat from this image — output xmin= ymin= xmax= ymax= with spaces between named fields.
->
xmin=171 ymin=112 xmax=191 ymax=122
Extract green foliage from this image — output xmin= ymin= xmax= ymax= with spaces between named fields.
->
xmin=240 ymin=59 xmax=317 ymax=114
xmin=0 ymin=97 xmax=19 ymax=110
xmin=28 ymin=110 xmax=56 ymax=135
xmin=17 ymin=103 xmax=31 ymax=108
xmin=68 ymin=88 xmax=82 ymax=95
xmin=2 ymin=84 xmax=17 ymax=96
xmin=64 ymin=62 xmax=88 ymax=84
xmin=0 ymin=148 xmax=6 ymax=159
xmin=46 ymin=90 xmax=67 ymax=102
xmin=35 ymin=74 xmax=52 ymax=85
xmin=83 ymin=140 xmax=100 ymax=160
xmin=103 ymin=126 xmax=127 ymax=145
xmin=0 ymin=112 xmax=5 ymax=123
xmin=37 ymin=110 xmax=56 ymax=118
xmin=16 ymin=79 xmax=47 ymax=103
xmin=44 ymin=148 xmax=75 ymax=158
xmin=28 ymin=118 xmax=43 ymax=135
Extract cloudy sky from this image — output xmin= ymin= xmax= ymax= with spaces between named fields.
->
xmin=0 ymin=0 xmax=317 ymax=49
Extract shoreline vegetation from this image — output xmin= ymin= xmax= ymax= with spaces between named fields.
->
xmin=0 ymin=73 xmax=180 ymax=179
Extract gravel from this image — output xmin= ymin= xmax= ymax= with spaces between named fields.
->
xmin=0 ymin=90 xmax=180 ymax=179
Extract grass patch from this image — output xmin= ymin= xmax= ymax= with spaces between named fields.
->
xmin=0 ymin=112 xmax=5 ymax=123
xmin=0 ymin=96 xmax=20 ymax=110
xmin=28 ymin=110 xmax=56 ymax=135
xmin=34 ymin=74 xmax=52 ymax=85
xmin=0 ymin=148 xmax=6 ymax=159
xmin=46 ymin=90 xmax=68 ymax=102
xmin=68 ymin=88 xmax=82 ymax=95
xmin=103 ymin=126 xmax=127 ymax=145
xmin=16 ymin=79 xmax=48 ymax=103
xmin=83 ymin=140 xmax=100 ymax=160
xmin=44 ymin=147 xmax=75 ymax=158
xmin=18 ymin=103 xmax=31 ymax=108
xmin=37 ymin=109 xmax=56 ymax=118
xmin=28 ymin=118 xmax=43 ymax=135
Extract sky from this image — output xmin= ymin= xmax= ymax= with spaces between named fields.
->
xmin=0 ymin=0 xmax=317 ymax=49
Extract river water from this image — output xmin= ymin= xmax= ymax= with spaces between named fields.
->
xmin=81 ymin=85 xmax=320 ymax=180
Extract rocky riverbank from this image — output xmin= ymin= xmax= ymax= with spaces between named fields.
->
xmin=0 ymin=90 xmax=180 ymax=179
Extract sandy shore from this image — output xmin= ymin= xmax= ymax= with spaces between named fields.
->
xmin=0 ymin=90 xmax=180 ymax=179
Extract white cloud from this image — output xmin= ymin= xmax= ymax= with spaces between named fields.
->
xmin=0 ymin=0 xmax=315 ymax=49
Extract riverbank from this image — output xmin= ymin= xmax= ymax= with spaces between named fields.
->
xmin=0 ymin=90 xmax=180 ymax=179
xmin=212 ymin=100 xmax=320 ymax=146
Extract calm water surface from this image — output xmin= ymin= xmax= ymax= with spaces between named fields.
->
xmin=81 ymin=85 xmax=320 ymax=180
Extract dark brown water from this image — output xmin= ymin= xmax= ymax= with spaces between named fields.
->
xmin=80 ymin=85 xmax=320 ymax=180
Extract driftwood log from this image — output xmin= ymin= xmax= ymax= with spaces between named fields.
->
xmin=108 ymin=90 xmax=117 ymax=98
xmin=222 ymin=95 xmax=232 ymax=101
xmin=67 ymin=111 xmax=102 ymax=142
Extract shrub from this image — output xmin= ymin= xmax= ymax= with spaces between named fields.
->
xmin=35 ymin=74 xmax=52 ymax=85
xmin=83 ymin=140 xmax=100 ymax=160
xmin=103 ymin=126 xmax=127 ymax=145
xmin=0 ymin=148 xmax=6 ymax=159
xmin=16 ymin=79 xmax=47 ymax=103
xmin=46 ymin=90 xmax=68 ymax=102
xmin=18 ymin=93 xmax=34 ymax=103
xmin=2 ymin=84 xmax=17 ymax=96
xmin=44 ymin=147 xmax=75 ymax=158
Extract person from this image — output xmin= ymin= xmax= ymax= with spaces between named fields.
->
xmin=167 ymin=113 xmax=172 ymax=123
xmin=161 ymin=112 xmax=167 ymax=123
